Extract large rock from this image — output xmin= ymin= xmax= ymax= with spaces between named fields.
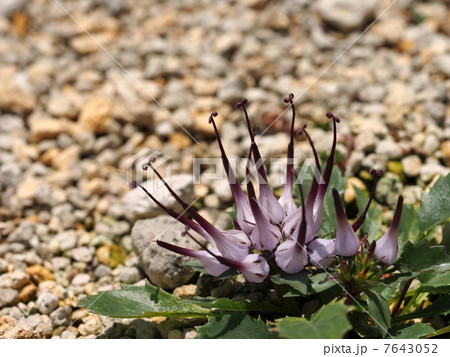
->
xmin=131 ymin=216 xmax=204 ymax=289
xmin=122 ymin=174 xmax=193 ymax=221
xmin=316 ymin=0 xmax=377 ymax=33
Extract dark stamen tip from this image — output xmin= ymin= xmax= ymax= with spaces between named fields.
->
xmin=142 ymin=164 xmax=149 ymax=170
xmin=129 ymin=181 xmax=138 ymax=188
xmin=326 ymin=112 xmax=334 ymax=119
xmin=283 ymin=97 xmax=290 ymax=103
xmin=334 ymin=116 xmax=341 ymax=123
xmin=377 ymin=169 xmax=385 ymax=176
xmin=209 ymin=112 xmax=218 ymax=124
xmin=369 ymin=168 xmax=377 ymax=176
xmin=235 ymin=98 xmax=248 ymax=109
xmin=289 ymin=93 xmax=294 ymax=99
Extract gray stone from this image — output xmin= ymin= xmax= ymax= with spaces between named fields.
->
xmin=131 ymin=216 xmax=201 ymax=289
xmin=0 ymin=271 xmax=30 ymax=289
xmin=354 ymin=131 xmax=378 ymax=153
xmin=0 ymin=0 xmax=26 ymax=17
xmin=375 ymin=140 xmax=403 ymax=160
xmin=71 ymin=246 xmax=95 ymax=263
xmin=132 ymin=319 xmax=160 ymax=339
xmin=375 ymin=172 xmax=403 ymax=207
xmin=316 ymin=0 xmax=377 ymax=32
xmin=35 ymin=315 xmax=53 ymax=338
xmin=71 ymin=273 xmax=91 ymax=286
xmin=19 ymin=313 xmax=42 ymax=329
xmin=0 ymin=114 xmax=24 ymax=132
xmin=424 ymin=102 xmax=446 ymax=125
xmin=49 ymin=306 xmax=72 ymax=327
xmin=94 ymin=265 xmax=112 ymax=279
xmin=357 ymin=84 xmax=386 ymax=103
xmin=436 ymin=55 xmax=450 ymax=78
xmin=7 ymin=221 xmax=36 ymax=246
xmin=122 ymin=174 xmax=193 ymax=221
xmin=402 ymin=155 xmax=421 ymax=178
xmin=55 ymin=230 xmax=78 ymax=251
xmin=420 ymin=163 xmax=450 ymax=183
xmin=36 ymin=292 xmax=59 ymax=314
xmin=0 ymin=259 xmax=8 ymax=274
xmin=0 ymin=288 xmax=19 ymax=308
xmin=51 ymin=257 xmax=71 ymax=271
xmin=104 ymin=322 xmax=127 ymax=339
xmin=118 ymin=266 xmax=142 ymax=285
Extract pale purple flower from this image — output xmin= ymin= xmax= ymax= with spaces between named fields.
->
xmin=374 ymin=195 xmax=403 ymax=265
xmin=131 ymin=95 xmax=400 ymax=282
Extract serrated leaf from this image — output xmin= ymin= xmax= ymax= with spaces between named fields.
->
xmin=78 ymin=283 xmax=210 ymax=318
xmin=271 ymin=271 xmax=310 ymax=295
xmin=365 ymin=289 xmax=391 ymax=338
xmin=196 ymin=314 xmax=277 ymax=339
xmin=399 ymin=240 xmax=450 ymax=273
xmin=418 ymin=173 xmax=450 ymax=231
xmin=393 ymin=295 xmax=450 ymax=323
xmin=275 ymin=303 xmax=351 ymax=339
xmin=389 ymin=323 xmax=435 ymax=339
xmin=354 ymin=186 xmax=382 ymax=242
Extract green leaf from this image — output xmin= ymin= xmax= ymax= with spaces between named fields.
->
xmin=275 ymin=303 xmax=351 ymax=339
xmin=418 ymin=270 xmax=450 ymax=294
xmin=389 ymin=323 xmax=435 ymax=339
xmin=397 ymin=204 xmax=422 ymax=256
xmin=196 ymin=314 xmax=277 ymax=339
xmin=365 ymin=289 xmax=391 ymax=338
xmin=78 ymin=283 xmax=210 ymax=318
xmin=271 ymin=271 xmax=310 ymax=295
xmin=185 ymin=297 xmax=288 ymax=314
xmin=399 ymin=240 xmax=450 ymax=273
xmin=354 ymin=186 xmax=382 ymax=242
xmin=393 ymin=295 xmax=450 ymax=323
xmin=348 ymin=311 xmax=380 ymax=338
xmin=309 ymin=272 xmax=342 ymax=303
xmin=418 ymin=173 xmax=450 ymax=231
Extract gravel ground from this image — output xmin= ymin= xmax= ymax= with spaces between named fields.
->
xmin=0 ymin=0 xmax=449 ymax=339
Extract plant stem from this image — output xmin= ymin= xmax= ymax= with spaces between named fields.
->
xmin=423 ymin=325 xmax=450 ymax=339
xmin=391 ymin=278 xmax=413 ymax=318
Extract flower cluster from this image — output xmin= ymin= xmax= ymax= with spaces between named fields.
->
xmin=131 ymin=94 xmax=403 ymax=282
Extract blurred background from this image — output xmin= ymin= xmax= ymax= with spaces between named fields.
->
xmin=0 ymin=0 xmax=449 ymax=338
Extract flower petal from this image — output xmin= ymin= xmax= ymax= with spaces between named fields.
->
xmin=308 ymin=238 xmax=336 ymax=269
xmin=275 ymin=239 xmax=308 ymax=274
xmin=374 ymin=195 xmax=403 ymax=265
xmin=333 ymin=188 xmax=360 ymax=257
xmin=156 ymin=241 xmax=229 ymax=276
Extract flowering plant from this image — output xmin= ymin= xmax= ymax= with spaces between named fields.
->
xmin=80 ymin=96 xmax=450 ymax=339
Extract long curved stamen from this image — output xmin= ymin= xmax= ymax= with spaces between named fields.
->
xmin=209 ymin=112 xmax=255 ymax=233
xmin=237 ymin=98 xmax=284 ymax=223
xmin=145 ymin=162 xmax=250 ymax=260
xmin=279 ymin=93 xmax=297 ymax=215
xmin=312 ymin=113 xmax=340 ymax=231
xmin=135 ymin=182 xmax=215 ymax=246
xmin=296 ymin=180 xmax=307 ymax=246
xmin=352 ymin=169 xmax=384 ymax=232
